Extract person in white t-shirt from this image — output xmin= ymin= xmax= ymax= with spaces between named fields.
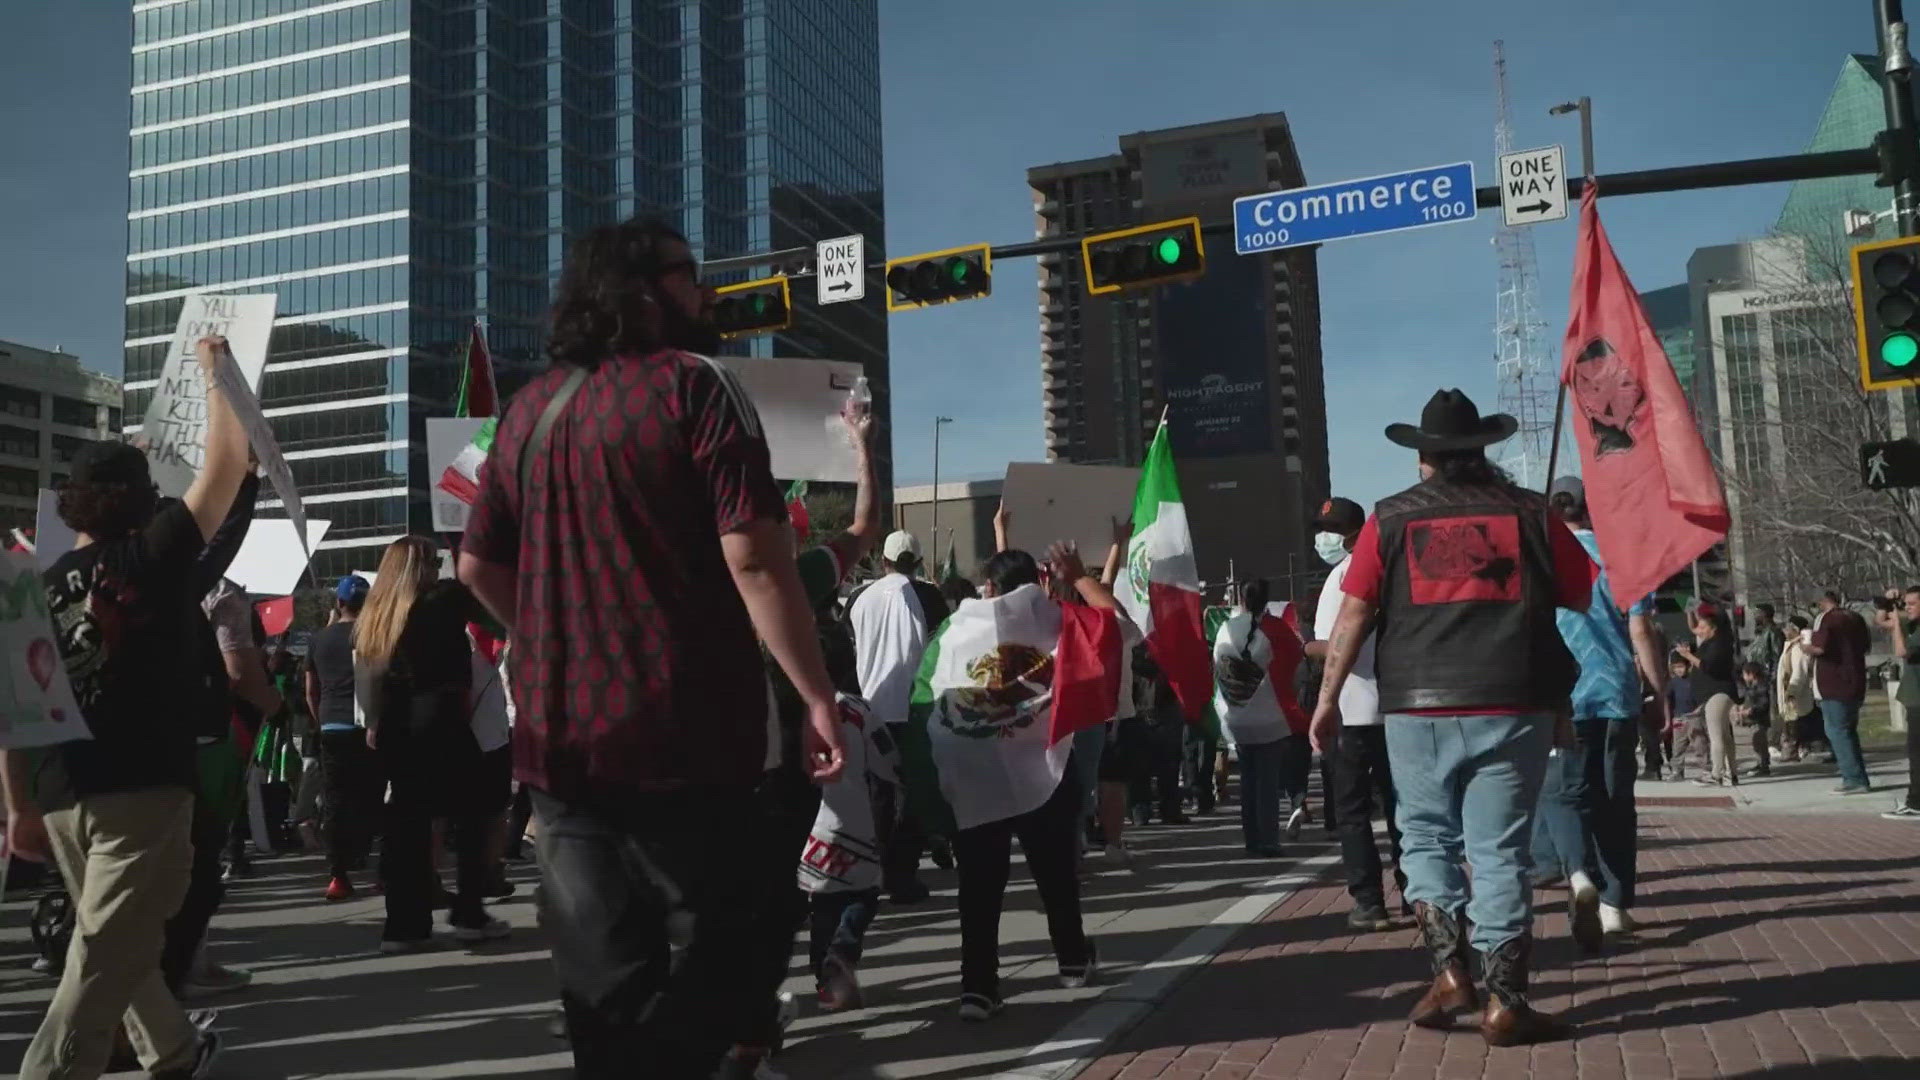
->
xmin=1309 ymin=497 xmax=1404 ymax=932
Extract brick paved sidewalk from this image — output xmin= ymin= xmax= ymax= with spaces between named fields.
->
xmin=1078 ymin=811 xmax=1920 ymax=1080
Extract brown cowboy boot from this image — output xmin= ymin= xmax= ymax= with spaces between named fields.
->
xmin=1478 ymin=936 xmax=1571 ymax=1047
xmin=1409 ymin=901 xmax=1478 ymax=1029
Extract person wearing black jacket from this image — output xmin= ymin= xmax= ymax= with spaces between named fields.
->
xmin=354 ymin=536 xmax=503 ymax=951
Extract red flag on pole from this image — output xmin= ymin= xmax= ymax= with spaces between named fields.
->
xmin=1561 ymin=185 xmax=1729 ymax=609
xmin=1049 ymin=605 xmax=1124 ymax=745
xmin=454 ymin=322 xmax=497 ymax=419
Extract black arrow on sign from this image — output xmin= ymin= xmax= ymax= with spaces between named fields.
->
xmin=1518 ymin=200 xmax=1553 ymax=215
xmin=828 ymin=280 xmax=853 ymax=293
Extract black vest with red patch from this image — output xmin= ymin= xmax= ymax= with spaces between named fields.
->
xmin=1371 ymin=478 xmax=1575 ymax=714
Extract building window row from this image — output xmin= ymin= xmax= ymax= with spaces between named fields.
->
xmin=133 ymin=127 xmax=406 ymax=212
xmin=0 ymin=424 xmax=37 ymax=459
xmin=128 ymin=263 xmax=409 ymax=341
xmin=135 ymin=0 xmax=350 ymax=50
xmin=134 ymin=82 xmax=407 ymax=172
xmin=130 ymin=217 xmax=406 ymax=297
xmin=132 ymin=172 xmax=405 ymax=255
xmin=134 ymin=39 xmax=408 ymax=130
xmin=135 ymin=0 xmax=405 ymax=87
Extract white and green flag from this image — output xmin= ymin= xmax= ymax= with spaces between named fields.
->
xmin=1115 ymin=420 xmax=1211 ymax=721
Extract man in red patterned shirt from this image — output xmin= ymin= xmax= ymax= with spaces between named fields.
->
xmin=458 ymin=218 xmax=844 ymax=1079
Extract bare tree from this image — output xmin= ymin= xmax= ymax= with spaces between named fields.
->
xmin=1711 ymin=230 xmax=1920 ymax=605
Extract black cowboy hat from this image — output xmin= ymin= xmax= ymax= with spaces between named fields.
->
xmin=1385 ymin=389 xmax=1519 ymax=452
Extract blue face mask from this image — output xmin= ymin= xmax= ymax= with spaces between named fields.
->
xmin=1314 ymin=531 xmax=1349 ymax=566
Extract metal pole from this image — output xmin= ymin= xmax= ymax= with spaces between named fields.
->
xmin=930 ymin=417 xmax=951 ymax=569
xmin=1880 ymin=0 xmax=1920 ymax=235
xmin=1578 ymin=97 xmax=1595 ymax=179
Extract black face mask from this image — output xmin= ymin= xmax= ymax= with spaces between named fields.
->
xmin=658 ymin=294 xmax=722 ymax=356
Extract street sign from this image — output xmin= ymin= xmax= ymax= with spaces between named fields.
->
xmin=1497 ymin=144 xmax=1569 ymax=227
xmin=1231 ymin=161 xmax=1476 ymax=255
xmin=1862 ymin=438 xmax=1920 ymax=489
xmin=816 ymin=234 xmax=865 ymax=305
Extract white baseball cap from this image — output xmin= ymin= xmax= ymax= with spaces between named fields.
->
xmin=883 ymin=530 xmax=922 ymax=563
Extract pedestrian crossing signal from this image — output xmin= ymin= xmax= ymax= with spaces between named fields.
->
xmin=1861 ymin=438 xmax=1920 ymax=490
xmin=885 ymin=244 xmax=992 ymax=311
xmin=1851 ymin=235 xmax=1920 ymax=391
xmin=714 ymin=276 xmax=791 ymax=338
xmin=1082 ymin=217 xmax=1206 ymax=295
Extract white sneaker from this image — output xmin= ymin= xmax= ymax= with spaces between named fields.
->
xmin=1600 ymin=902 xmax=1638 ymax=934
xmin=1286 ymin=806 xmax=1308 ymax=840
xmin=775 ymin=990 xmax=799 ymax=1031
xmin=1567 ymin=872 xmax=1603 ymax=956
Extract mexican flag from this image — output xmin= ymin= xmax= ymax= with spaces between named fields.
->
xmin=436 ymin=418 xmax=496 ymax=506
xmin=1212 ymin=602 xmax=1310 ymax=737
xmin=1117 ymin=421 xmax=1211 ymax=723
xmin=454 ymin=322 xmax=497 ymax=419
xmin=900 ymin=584 xmax=1121 ymax=834
xmin=786 ymin=479 xmax=811 ymax=537
xmin=940 ymin=533 xmax=962 ymax=584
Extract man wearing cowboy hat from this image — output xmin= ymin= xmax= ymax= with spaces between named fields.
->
xmin=1310 ymin=389 xmax=1595 ymax=1047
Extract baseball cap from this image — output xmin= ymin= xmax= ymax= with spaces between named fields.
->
xmin=335 ymin=574 xmax=370 ymax=605
xmin=1312 ymin=497 xmax=1365 ymax=533
xmin=1548 ymin=476 xmax=1586 ymax=504
xmin=67 ymin=440 xmax=150 ymax=486
xmin=883 ymin=530 xmax=922 ymax=564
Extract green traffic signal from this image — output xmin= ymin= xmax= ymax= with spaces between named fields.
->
xmin=1884 ymin=331 xmax=1920 ymax=369
xmin=1155 ymin=235 xmax=1183 ymax=265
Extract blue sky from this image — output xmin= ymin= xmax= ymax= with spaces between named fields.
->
xmin=0 ymin=1 xmax=1865 ymax=509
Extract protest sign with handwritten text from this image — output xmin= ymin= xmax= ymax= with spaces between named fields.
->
xmin=209 ymin=348 xmax=310 ymax=567
xmin=138 ymin=293 xmax=275 ymax=497
xmin=0 ymin=550 xmax=89 ymax=750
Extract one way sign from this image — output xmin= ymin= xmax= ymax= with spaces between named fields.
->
xmin=816 ymin=234 xmax=865 ymax=306
xmin=1497 ymin=144 xmax=1569 ymax=227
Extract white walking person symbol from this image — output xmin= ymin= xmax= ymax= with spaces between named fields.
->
xmin=1869 ymin=448 xmax=1890 ymax=486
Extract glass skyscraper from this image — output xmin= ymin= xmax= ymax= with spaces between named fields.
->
xmin=1775 ymin=53 xmax=1905 ymax=253
xmin=125 ymin=0 xmax=886 ymax=581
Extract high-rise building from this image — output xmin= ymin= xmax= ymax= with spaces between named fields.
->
xmin=1638 ymin=284 xmax=1697 ymax=404
xmin=1775 ymin=53 xmax=1907 ymax=255
xmin=0 ymin=340 xmax=123 ymax=535
xmin=124 ymin=0 xmax=886 ymax=581
xmin=1027 ymin=114 xmax=1327 ymax=590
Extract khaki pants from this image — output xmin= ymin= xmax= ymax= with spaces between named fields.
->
xmin=20 ymin=786 xmax=197 ymax=1080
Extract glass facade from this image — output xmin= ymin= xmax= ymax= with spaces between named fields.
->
xmin=127 ymin=0 xmax=886 ymax=582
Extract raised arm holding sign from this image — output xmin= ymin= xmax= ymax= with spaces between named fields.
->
xmin=182 ymin=336 xmax=255 ymax=543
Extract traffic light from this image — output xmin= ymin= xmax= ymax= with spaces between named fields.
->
xmin=1852 ymin=236 xmax=1920 ymax=390
xmin=885 ymin=244 xmax=991 ymax=311
xmin=713 ymin=275 xmax=791 ymax=338
xmin=1081 ymin=217 xmax=1205 ymax=295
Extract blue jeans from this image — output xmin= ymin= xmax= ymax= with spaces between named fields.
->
xmin=808 ymin=889 xmax=880 ymax=980
xmin=1386 ymin=712 xmax=1553 ymax=953
xmin=1531 ymin=718 xmax=1639 ymax=909
xmin=1820 ymin=699 xmax=1870 ymax=789
xmin=1237 ymin=738 xmax=1285 ymax=852
xmin=1070 ymin=723 xmax=1108 ymax=821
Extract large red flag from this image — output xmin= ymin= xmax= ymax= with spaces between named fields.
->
xmin=254 ymin=596 xmax=294 ymax=638
xmin=1049 ymin=604 xmax=1124 ymax=746
xmin=1561 ymin=185 xmax=1729 ymax=609
xmin=1259 ymin=607 xmax=1310 ymax=736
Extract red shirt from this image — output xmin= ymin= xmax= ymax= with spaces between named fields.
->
xmin=1339 ymin=511 xmax=1595 ymax=715
xmin=464 ymin=351 xmax=786 ymax=799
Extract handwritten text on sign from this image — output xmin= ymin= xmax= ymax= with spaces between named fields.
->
xmin=0 ymin=550 xmax=89 ymax=750
xmin=139 ymin=293 xmax=275 ymax=497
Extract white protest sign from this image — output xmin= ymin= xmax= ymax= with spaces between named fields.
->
xmin=31 ymin=490 xmax=76 ymax=571
xmin=426 ymin=418 xmax=489 ymax=532
xmin=223 ymin=519 xmax=331 ymax=597
xmin=712 ymin=356 xmax=866 ymax=483
xmin=138 ymin=294 xmax=275 ymax=497
xmin=0 ymin=550 xmax=90 ymax=750
xmin=208 ymin=348 xmax=311 ymax=572
xmin=1002 ymin=461 xmax=1143 ymax=559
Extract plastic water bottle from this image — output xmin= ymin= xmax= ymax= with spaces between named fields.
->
xmin=846 ymin=376 xmax=872 ymax=422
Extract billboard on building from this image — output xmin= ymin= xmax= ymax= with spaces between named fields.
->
xmin=1137 ymin=130 xmax=1268 ymax=205
xmin=1157 ymin=254 xmax=1272 ymax=458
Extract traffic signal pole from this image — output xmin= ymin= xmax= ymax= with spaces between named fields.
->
xmin=1878 ymin=0 xmax=1920 ymax=236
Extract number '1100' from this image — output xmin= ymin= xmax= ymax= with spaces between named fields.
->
xmin=1420 ymin=201 xmax=1470 ymax=222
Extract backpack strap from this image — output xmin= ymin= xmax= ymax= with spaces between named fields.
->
xmin=517 ymin=366 xmax=589 ymax=500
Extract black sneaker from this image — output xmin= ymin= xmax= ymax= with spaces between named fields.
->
xmin=153 ymin=1029 xmax=222 ymax=1080
xmin=1347 ymin=905 xmax=1394 ymax=932
xmin=958 ymin=992 xmax=1004 ymax=1022
xmin=888 ymin=880 xmax=932 ymax=905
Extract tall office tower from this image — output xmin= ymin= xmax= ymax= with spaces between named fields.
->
xmin=1028 ymin=115 xmax=1327 ymax=591
xmin=125 ymin=0 xmax=885 ymax=581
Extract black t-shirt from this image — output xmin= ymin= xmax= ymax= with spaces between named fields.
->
xmin=42 ymin=502 xmax=205 ymax=798
xmin=1690 ymin=634 xmax=1737 ymax=702
xmin=309 ymin=621 xmax=359 ymax=729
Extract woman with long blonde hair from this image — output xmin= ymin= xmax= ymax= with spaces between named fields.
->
xmin=355 ymin=536 xmax=506 ymax=952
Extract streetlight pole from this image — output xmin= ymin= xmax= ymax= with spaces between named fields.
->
xmin=1878 ymin=0 xmax=1920 ymax=235
xmin=930 ymin=417 xmax=953 ymax=564
xmin=1542 ymin=95 xmax=1595 ymax=491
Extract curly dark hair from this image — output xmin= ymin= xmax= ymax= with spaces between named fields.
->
xmin=57 ymin=480 xmax=158 ymax=539
xmin=545 ymin=217 xmax=693 ymax=370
